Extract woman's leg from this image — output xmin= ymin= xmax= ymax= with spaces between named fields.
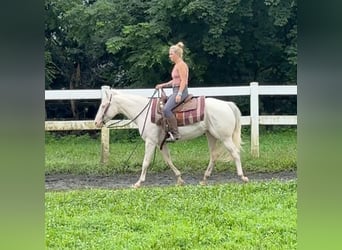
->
xmin=162 ymin=88 xmax=188 ymax=141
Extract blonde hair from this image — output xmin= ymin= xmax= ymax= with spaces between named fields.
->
xmin=170 ymin=42 xmax=185 ymax=58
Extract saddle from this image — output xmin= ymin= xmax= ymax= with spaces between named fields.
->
xmin=151 ymin=92 xmax=205 ymax=126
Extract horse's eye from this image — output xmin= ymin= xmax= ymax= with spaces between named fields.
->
xmin=101 ymin=104 xmax=106 ymax=109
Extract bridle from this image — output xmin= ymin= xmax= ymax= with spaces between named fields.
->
xmin=99 ymin=93 xmax=112 ymax=126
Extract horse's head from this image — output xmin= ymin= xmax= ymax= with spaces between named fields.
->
xmin=94 ymin=86 xmax=118 ymax=128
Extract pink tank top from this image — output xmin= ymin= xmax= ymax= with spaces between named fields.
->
xmin=171 ymin=65 xmax=188 ymax=87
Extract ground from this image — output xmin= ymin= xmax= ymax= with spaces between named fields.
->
xmin=45 ymin=170 xmax=296 ymax=191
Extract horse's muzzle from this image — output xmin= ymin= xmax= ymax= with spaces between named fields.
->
xmin=94 ymin=121 xmax=104 ymax=128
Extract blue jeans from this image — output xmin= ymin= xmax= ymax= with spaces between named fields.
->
xmin=163 ymin=87 xmax=188 ymax=118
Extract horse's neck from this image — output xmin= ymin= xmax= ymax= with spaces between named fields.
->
xmin=115 ymin=94 xmax=149 ymax=120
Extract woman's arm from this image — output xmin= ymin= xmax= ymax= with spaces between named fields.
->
xmin=176 ymin=62 xmax=189 ymax=96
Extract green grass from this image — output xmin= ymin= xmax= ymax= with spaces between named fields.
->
xmin=46 ymin=180 xmax=297 ymax=249
xmin=242 ymin=128 xmax=297 ymax=172
xmin=45 ymin=129 xmax=297 ymax=175
xmin=45 ymin=128 xmax=297 ymax=175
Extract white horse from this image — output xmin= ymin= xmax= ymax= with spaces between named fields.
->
xmin=94 ymin=86 xmax=248 ymax=188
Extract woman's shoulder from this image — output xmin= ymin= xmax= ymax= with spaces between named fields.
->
xmin=177 ymin=60 xmax=188 ymax=69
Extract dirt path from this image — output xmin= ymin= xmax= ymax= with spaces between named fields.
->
xmin=45 ymin=170 xmax=296 ymax=191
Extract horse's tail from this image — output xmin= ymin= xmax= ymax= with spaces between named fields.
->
xmin=227 ymin=102 xmax=242 ymax=152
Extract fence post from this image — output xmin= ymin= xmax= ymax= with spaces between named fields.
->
xmin=100 ymin=127 xmax=110 ymax=164
xmin=250 ymin=82 xmax=260 ymax=157
xmin=100 ymin=85 xmax=111 ymax=164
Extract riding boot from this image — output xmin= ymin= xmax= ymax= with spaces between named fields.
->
xmin=165 ymin=116 xmax=181 ymax=142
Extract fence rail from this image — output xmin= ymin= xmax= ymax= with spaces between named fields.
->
xmin=45 ymin=82 xmax=297 ymax=161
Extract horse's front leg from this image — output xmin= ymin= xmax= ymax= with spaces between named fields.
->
xmin=160 ymin=144 xmax=185 ymax=186
xmin=133 ymin=141 xmax=156 ymax=188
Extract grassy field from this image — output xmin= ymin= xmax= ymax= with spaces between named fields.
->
xmin=46 ymin=180 xmax=297 ymax=249
xmin=45 ymin=128 xmax=297 ymax=249
xmin=45 ymin=127 xmax=297 ymax=175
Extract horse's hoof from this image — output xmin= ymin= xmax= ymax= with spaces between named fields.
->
xmin=176 ymin=178 xmax=185 ymax=186
xmin=241 ymin=176 xmax=249 ymax=182
xmin=132 ymin=183 xmax=140 ymax=188
xmin=199 ymin=180 xmax=207 ymax=186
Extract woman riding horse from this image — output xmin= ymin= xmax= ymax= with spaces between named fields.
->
xmin=155 ymin=42 xmax=189 ymax=142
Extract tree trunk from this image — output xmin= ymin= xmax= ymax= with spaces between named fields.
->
xmin=70 ymin=63 xmax=81 ymax=119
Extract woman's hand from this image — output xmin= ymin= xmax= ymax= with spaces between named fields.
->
xmin=175 ymin=95 xmax=181 ymax=103
xmin=155 ymin=84 xmax=163 ymax=89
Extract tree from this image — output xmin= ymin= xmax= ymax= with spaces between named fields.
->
xmin=45 ymin=0 xmax=297 ymax=88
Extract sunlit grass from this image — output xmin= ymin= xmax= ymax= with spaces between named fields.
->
xmin=46 ymin=180 xmax=297 ymax=249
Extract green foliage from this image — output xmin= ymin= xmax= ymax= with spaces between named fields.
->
xmin=45 ymin=0 xmax=297 ymax=89
xmin=45 ymin=129 xmax=297 ymax=175
xmin=106 ymin=21 xmax=170 ymax=86
xmin=45 ymin=51 xmax=58 ymax=89
xmin=46 ymin=181 xmax=297 ymax=249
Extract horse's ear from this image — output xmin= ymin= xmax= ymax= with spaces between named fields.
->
xmin=101 ymin=85 xmax=111 ymax=100
xmin=105 ymin=90 xmax=110 ymax=99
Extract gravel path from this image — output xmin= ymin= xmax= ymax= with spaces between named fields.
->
xmin=45 ymin=170 xmax=296 ymax=191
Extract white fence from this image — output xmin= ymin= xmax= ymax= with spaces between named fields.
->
xmin=45 ymin=82 xmax=297 ymax=162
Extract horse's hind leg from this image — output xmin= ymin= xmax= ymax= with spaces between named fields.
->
xmin=222 ymin=137 xmax=249 ymax=182
xmin=160 ymin=144 xmax=185 ymax=186
xmin=200 ymin=132 xmax=218 ymax=185
xmin=133 ymin=140 xmax=156 ymax=188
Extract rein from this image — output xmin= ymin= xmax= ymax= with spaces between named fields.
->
xmin=102 ymin=89 xmax=159 ymax=166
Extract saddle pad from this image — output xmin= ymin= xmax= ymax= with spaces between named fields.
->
xmin=151 ymin=96 xmax=205 ymax=126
